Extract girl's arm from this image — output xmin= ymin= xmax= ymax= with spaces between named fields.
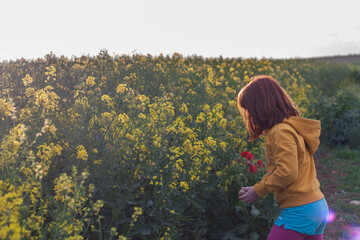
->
xmin=253 ymin=126 xmax=298 ymax=197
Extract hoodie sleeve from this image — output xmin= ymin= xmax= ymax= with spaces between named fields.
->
xmin=254 ymin=125 xmax=299 ymax=198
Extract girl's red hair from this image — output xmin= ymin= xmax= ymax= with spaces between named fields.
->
xmin=237 ymin=75 xmax=299 ymax=141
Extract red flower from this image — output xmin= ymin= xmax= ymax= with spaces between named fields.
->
xmin=257 ymin=159 xmax=263 ymax=167
xmin=241 ymin=151 xmax=250 ymax=158
xmin=249 ymin=164 xmax=257 ymax=173
xmin=246 ymin=153 xmax=254 ymax=161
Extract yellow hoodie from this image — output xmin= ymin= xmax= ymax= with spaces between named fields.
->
xmin=253 ymin=116 xmax=324 ymax=209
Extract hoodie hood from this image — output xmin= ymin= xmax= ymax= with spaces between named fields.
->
xmin=282 ymin=116 xmax=321 ymax=155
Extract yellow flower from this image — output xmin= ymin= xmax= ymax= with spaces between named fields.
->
xmin=195 ymin=112 xmax=205 ymax=123
xmin=205 ymin=137 xmax=217 ymax=150
xmin=93 ymin=200 xmax=104 ymax=215
xmin=36 ymin=143 xmax=63 ymax=163
xmin=182 ymin=139 xmax=193 ymax=154
xmin=180 ymin=181 xmax=189 ymax=192
xmin=94 ymin=159 xmax=102 ymax=165
xmin=34 ymin=86 xmax=60 ymax=115
xmin=138 ymin=113 xmax=146 ymax=120
xmin=22 ymin=74 xmax=33 ymax=86
xmin=169 ymin=182 xmax=177 ymax=189
xmin=155 ymin=181 xmax=163 ymax=186
xmin=137 ymin=95 xmax=148 ymax=103
xmin=130 ymin=207 xmax=143 ymax=227
xmin=180 ymin=103 xmax=188 ymax=113
xmin=116 ymin=84 xmax=127 ymax=93
xmin=243 ymin=75 xmax=250 ymax=83
xmin=110 ymin=227 xmax=118 ymax=236
xmin=225 ymin=87 xmax=236 ymax=95
xmin=45 ymin=65 xmax=56 ymax=82
xmin=203 ymin=104 xmax=210 ymax=113
xmin=0 ymin=98 xmax=15 ymax=120
xmin=228 ymin=100 xmax=237 ymax=107
xmin=76 ymin=145 xmax=88 ymax=161
xmin=86 ymin=76 xmax=96 ymax=86
xmin=101 ymin=94 xmax=114 ymax=107
xmin=219 ymin=141 xmax=227 ymax=151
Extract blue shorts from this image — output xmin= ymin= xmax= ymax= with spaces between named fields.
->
xmin=274 ymin=198 xmax=329 ymax=235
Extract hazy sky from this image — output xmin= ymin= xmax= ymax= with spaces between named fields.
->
xmin=1 ymin=0 xmax=360 ymax=60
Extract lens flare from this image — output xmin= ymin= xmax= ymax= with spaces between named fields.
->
xmin=346 ymin=226 xmax=360 ymax=240
xmin=326 ymin=208 xmax=336 ymax=223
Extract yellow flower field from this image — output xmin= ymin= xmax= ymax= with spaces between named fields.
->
xmin=0 ymin=51 xmax=357 ymax=239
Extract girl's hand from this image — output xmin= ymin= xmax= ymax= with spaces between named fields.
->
xmin=238 ymin=188 xmax=247 ymax=198
xmin=238 ymin=186 xmax=259 ymax=203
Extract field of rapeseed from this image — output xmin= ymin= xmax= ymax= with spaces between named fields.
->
xmin=0 ymin=51 xmax=359 ymax=239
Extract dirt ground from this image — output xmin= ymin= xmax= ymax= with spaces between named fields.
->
xmin=315 ymin=151 xmax=360 ymax=240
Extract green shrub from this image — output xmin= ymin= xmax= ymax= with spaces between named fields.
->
xmin=316 ymin=88 xmax=360 ymax=147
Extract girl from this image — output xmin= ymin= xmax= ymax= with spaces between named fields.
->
xmin=237 ymin=75 xmax=329 ymax=240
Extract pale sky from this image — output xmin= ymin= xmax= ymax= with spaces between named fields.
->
xmin=1 ymin=0 xmax=360 ymax=60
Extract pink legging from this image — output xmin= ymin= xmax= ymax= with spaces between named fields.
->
xmin=267 ymin=225 xmax=323 ymax=240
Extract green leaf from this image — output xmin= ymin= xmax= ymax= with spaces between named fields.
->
xmin=112 ymin=207 xmax=121 ymax=219
xmin=127 ymin=200 xmax=142 ymax=205
xmin=187 ymin=197 xmax=205 ymax=211
xmin=250 ymin=205 xmax=260 ymax=217
xmin=235 ymin=224 xmax=249 ymax=235
xmin=250 ymin=232 xmax=259 ymax=240
xmin=118 ymin=217 xmax=132 ymax=224
xmin=146 ymin=200 xmax=154 ymax=208
xmin=235 ymin=204 xmax=246 ymax=214
xmin=208 ymin=229 xmax=226 ymax=239
xmin=222 ymin=231 xmax=240 ymax=240
xmin=136 ymin=223 xmax=152 ymax=235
